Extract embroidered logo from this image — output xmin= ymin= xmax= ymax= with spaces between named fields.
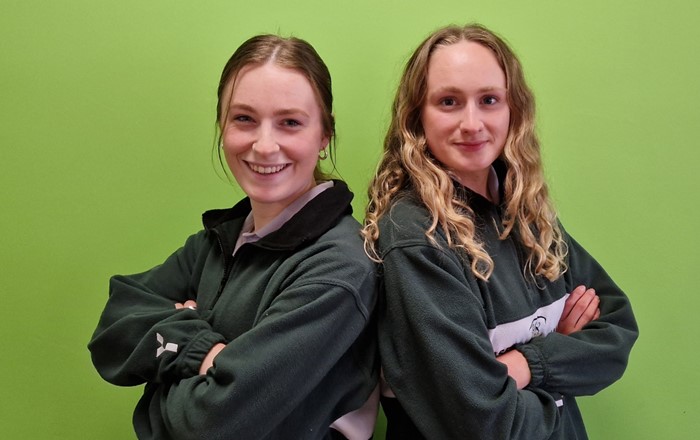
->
xmin=529 ymin=316 xmax=547 ymax=338
xmin=156 ymin=333 xmax=178 ymax=358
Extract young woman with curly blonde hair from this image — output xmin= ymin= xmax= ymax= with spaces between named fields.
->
xmin=363 ymin=23 xmax=637 ymax=439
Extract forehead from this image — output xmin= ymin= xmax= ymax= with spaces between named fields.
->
xmin=224 ymin=62 xmax=320 ymax=111
xmin=232 ymin=63 xmax=315 ymax=97
xmin=426 ymin=41 xmax=506 ymax=89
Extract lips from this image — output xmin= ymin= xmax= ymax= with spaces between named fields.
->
xmin=247 ymin=162 xmax=289 ymax=174
xmin=455 ymin=140 xmax=487 ymax=151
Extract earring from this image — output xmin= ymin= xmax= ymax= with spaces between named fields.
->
xmin=319 ymin=148 xmax=328 ymax=160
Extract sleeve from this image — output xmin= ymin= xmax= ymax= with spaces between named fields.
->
xmin=379 ymin=239 xmax=562 ymax=440
xmin=88 ymin=231 xmax=227 ymax=386
xmin=157 ymin=243 xmax=377 ymax=439
xmin=517 ymin=233 xmax=639 ymax=396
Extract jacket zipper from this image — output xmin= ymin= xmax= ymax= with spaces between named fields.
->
xmin=214 ymin=235 xmax=234 ymax=303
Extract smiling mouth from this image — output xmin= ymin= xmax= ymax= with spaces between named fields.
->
xmin=247 ymin=162 xmax=289 ymax=175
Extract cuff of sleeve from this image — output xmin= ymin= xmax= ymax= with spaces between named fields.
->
xmin=176 ymin=330 xmax=227 ymax=379
xmin=517 ymin=342 xmax=548 ymax=388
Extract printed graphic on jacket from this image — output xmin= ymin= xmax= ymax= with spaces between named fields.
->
xmin=489 ymin=295 xmax=568 ymax=355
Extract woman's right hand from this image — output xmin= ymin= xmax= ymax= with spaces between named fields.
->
xmin=557 ymin=285 xmax=600 ymax=335
xmin=172 ymin=300 xmax=225 ymax=375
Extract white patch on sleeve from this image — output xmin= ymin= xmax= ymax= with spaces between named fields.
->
xmin=488 ymin=295 xmax=568 ymax=355
xmin=156 ymin=332 xmax=178 ymax=358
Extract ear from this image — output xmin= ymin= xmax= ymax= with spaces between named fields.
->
xmin=320 ymin=112 xmax=334 ymax=151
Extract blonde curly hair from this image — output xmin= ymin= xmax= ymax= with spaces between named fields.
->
xmin=362 ymin=23 xmax=567 ymax=281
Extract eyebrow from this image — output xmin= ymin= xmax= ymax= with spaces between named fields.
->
xmin=430 ymin=86 xmax=507 ymax=95
xmin=228 ymin=103 xmax=310 ymax=118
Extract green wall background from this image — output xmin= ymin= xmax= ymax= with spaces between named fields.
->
xmin=2 ymin=0 xmax=698 ymax=438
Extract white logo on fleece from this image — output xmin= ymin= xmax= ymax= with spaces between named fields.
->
xmin=156 ymin=333 xmax=178 ymax=358
xmin=489 ymin=295 xmax=568 ymax=355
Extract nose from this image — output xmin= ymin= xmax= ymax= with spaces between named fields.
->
xmin=252 ymin=123 xmax=279 ymax=155
xmin=459 ymin=103 xmax=483 ymax=133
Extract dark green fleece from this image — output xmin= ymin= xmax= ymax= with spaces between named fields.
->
xmin=377 ymin=175 xmax=638 ymax=439
xmin=89 ymin=180 xmax=378 ymax=440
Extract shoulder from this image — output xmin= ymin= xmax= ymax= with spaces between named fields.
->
xmin=290 ymin=212 xmax=377 ymax=312
xmin=379 ymin=196 xmax=430 ymax=230
xmin=556 ymin=222 xmax=591 ymax=264
xmin=558 ymin=223 xmax=607 ymax=282
xmin=180 ymin=228 xmax=218 ymax=257
xmin=376 ymin=196 xmax=436 ymax=251
xmin=315 ymin=214 xmax=371 ymax=267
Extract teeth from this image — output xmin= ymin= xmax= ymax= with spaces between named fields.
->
xmin=249 ymin=163 xmax=287 ymax=174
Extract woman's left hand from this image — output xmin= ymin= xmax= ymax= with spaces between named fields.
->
xmin=557 ymin=285 xmax=600 ymax=335
xmin=174 ymin=300 xmax=198 ymax=310
xmin=199 ymin=343 xmax=227 ymax=375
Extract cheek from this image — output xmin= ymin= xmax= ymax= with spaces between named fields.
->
xmin=421 ymin=113 xmax=437 ymax=141
xmin=499 ymin=111 xmax=511 ymax=136
xmin=221 ymin=147 xmax=240 ymax=173
xmin=222 ymin=131 xmax=249 ymax=155
xmin=220 ymin=142 xmax=236 ymax=162
xmin=297 ymin=141 xmax=323 ymax=164
xmin=293 ymin=130 xmax=325 ymax=158
xmin=485 ymin=112 xmax=510 ymax=141
xmin=500 ymin=121 xmax=511 ymax=142
xmin=423 ymin=111 xmax=454 ymax=137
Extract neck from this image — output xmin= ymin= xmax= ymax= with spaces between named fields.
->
xmin=248 ymin=179 xmax=319 ymax=232
xmin=454 ymin=173 xmax=491 ymax=202
xmin=249 ymin=199 xmax=292 ymax=232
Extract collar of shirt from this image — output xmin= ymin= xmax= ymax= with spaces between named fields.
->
xmin=447 ymin=165 xmax=500 ymax=204
xmin=487 ymin=165 xmax=500 ymax=205
xmin=232 ymin=180 xmax=335 ymax=256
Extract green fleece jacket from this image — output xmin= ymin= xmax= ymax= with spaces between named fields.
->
xmin=377 ymin=171 xmax=638 ymax=439
xmin=89 ymin=180 xmax=378 ymax=440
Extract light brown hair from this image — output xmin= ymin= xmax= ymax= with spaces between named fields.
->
xmin=215 ymin=34 xmax=336 ymax=182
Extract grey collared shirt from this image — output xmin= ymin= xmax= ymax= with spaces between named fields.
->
xmin=232 ymin=181 xmax=335 ymax=256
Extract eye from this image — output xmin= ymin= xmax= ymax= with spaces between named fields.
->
xmin=439 ymin=97 xmax=458 ymax=107
xmin=232 ymin=114 xmax=253 ymax=123
xmin=281 ymin=119 xmax=302 ymax=128
xmin=482 ymin=95 xmax=499 ymax=105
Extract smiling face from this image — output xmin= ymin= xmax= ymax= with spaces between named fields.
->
xmin=421 ymin=40 xmax=510 ymax=198
xmin=220 ymin=62 xmax=329 ymax=226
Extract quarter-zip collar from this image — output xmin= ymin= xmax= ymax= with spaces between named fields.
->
xmin=453 ymin=159 xmax=507 ymax=215
xmin=202 ymin=179 xmax=354 ymax=262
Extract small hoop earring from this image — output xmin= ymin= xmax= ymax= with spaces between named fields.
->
xmin=319 ymin=148 xmax=328 ymax=160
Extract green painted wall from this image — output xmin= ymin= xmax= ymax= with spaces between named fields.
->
xmin=2 ymin=0 xmax=697 ymax=438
